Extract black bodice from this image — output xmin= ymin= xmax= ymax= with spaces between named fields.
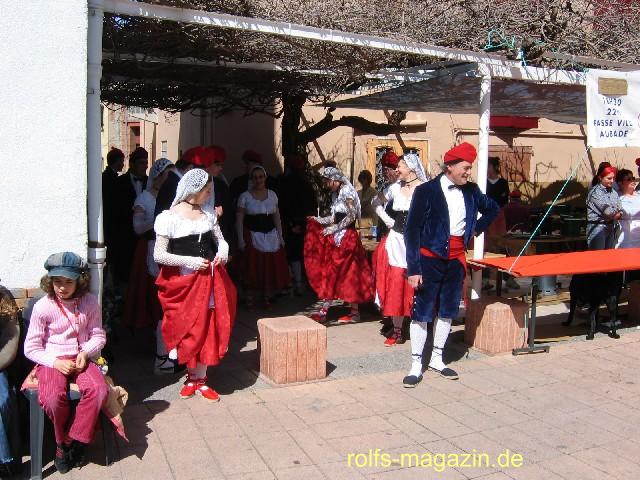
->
xmin=245 ymin=213 xmax=275 ymax=233
xmin=168 ymin=233 xmax=217 ymax=260
xmin=391 ymin=210 xmax=409 ymax=234
xmin=334 ymin=212 xmax=356 ymax=229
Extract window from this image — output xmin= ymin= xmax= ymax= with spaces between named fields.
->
xmin=161 ymin=141 xmax=168 ymax=157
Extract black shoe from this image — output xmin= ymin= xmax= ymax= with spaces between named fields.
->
xmin=402 ymin=374 xmax=423 ymax=388
xmin=54 ymin=444 xmax=72 ymax=474
xmin=429 ymin=365 xmax=459 ymax=380
xmin=154 ymin=355 xmax=186 ymax=375
xmin=69 ymin=441 xmax=86 ymax=468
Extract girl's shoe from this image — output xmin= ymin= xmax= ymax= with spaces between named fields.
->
xmin=384 ymin=327 xmax=404 ymax=347
xmin=310 ymin=308 xmax=328 ymax=322
xmin=179 ymin=377 xmax=200 ymax=399
xmin=196 ymin=379 xmax=220 ymax=402
xmin=54 ymin=444 xmax=71 ymax=474
xmin=69 ymin=441 xmax=86 ymax=468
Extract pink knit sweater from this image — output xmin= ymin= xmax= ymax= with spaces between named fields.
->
xmin=24 ymin=293 xmax=106 ymax=368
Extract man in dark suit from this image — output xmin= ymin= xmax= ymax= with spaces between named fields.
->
xmin=113 ymin=147 xmax=148 ymax=285
xmin=102 ymin=147 xmax=124 ymax=275
xmin=403 ymin=142 xmax=499 ymax=386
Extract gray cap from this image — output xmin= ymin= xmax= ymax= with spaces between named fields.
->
xmin=44 ymin=252 xmax=87 ymax=279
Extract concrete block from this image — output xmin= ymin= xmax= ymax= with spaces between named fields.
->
xmin=465 ymin=296 xmax=528 ymax=355
xmin=257 ymin=316 xmax=326 ymax=384
xmin=628 ymin=281 xmax=640 ymax=325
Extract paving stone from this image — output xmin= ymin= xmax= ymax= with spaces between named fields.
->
xmin=312 ymin=415 xmax=395 ymax=440
xmin=404 ymin=406 xmax=473 ymax=439
xmin=273 ymin=464 xmax=325 ymax=480
xmin=571 ymin=446 xmax=640 ymax=480
xmin=163 ymin=439 xmax=224 ymax=480
xmin=250 ymin=431 xmax=313 ymax=470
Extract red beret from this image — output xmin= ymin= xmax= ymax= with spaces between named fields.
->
xmin=183 ymin=146 xmax=215 ymax=168
xmin=381 ymin=151 xmax=399 ymax=168
xmin=444 ymin=142 xmax=477 ymax=164
xmin=242 ymin=149 xmax=263 ymax=164
xmin=509 ymin=190 xmax=522 ymax=198
xmin=635 ymin=157 xmax=640 ymax=167
xmin=208 ymin=145 xmax=226 ymax=164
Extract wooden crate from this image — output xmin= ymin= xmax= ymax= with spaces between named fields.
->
xmin=465 ymin=297 xmax=528 ymax=355
xmin=257 ymin=315 xmax=327 ymax=384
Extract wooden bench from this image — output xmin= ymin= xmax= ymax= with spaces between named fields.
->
xmin=257 ymin=316 xmax=327 ymax=384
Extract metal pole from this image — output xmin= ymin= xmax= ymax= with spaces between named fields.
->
xmin=87 ymin=0 xmax=106 ymax=302
xmin=471 ymin=63 xmax=491 ymax=300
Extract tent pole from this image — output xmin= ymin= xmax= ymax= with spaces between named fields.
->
xmin=471 ymin=63 xmax=491 ymax=300
xmin=87 ymin=0 xmax=106 ymax=303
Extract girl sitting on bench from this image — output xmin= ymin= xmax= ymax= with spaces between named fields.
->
xmin=24 ymin=252 xmax=108 ymax=474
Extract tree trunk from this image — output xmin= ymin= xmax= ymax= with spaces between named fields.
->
xmin=281 ymin=94 xmax=306 ymax=158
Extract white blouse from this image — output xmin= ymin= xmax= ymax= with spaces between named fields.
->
xmin=133 ymin=191 xmax=159 ymax=277
xmin=238 ymin=189 xmax=281 ymax=253
xmin=617 ymin=194 xmax=640 ymax=249
xmin=379 ymin=182 xmax=414 ymax=269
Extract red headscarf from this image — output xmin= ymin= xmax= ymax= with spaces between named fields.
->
xmin=599 ymin=165 xmax=617 ymax=178
xmin=635 ymin=157 xmax=640 ymax=167
xmin=242 ymin=149 xmax=263 ymax=164
xmin=444 ymin=142 xmax=477 ymax=164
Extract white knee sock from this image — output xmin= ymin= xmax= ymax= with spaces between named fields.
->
xmin=430 ymin=317 xmax=452 ymax=370
xmin=408 ymin=321 xmax=429 ymax=377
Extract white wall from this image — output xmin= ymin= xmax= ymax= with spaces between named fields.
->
xmin=0 ymin=0 xmax=88 ymax=289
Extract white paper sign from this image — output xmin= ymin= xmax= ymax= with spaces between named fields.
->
xmin=586 ymin=70 xmax=640 ymax=148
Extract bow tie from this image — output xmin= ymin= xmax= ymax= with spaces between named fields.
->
xmin=448 ymin=184 xmax=462 ymax=190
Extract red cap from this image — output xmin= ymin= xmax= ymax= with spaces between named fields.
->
xmin=509 ymin=190 xmax=522 ymax=198
xmin=183 ymin=146 xmax=215 ymax=168
xmin=635 ymin=157 xmax=640 ymax=167
xmin=444 ymin=142 xmax=477 ymax=164
xmin=381 ymin=151 xmax=399 ymax=168
xmin=208 ymin=145 xmax=226 ymax=164
xmin=242 ymin=149 xmax=263 ymax=164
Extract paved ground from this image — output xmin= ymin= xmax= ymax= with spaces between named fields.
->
xmin=18 ymin=285 xmax=640 ymax=480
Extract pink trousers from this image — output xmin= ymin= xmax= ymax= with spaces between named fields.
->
xmin=36 ymin=359 xmax=109 ymax=445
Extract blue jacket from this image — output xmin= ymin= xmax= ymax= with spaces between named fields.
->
xmin=404 ymin=174 xmax=500 ymax=276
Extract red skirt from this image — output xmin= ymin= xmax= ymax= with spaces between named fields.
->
xmin=242 ymin=229 xmax=291 ymax=291
xmin=156 ymin=265 xmax=237 ymax=369
xmin=122 ymin=238 xmax=162 ymax=329
xmin=304 ymin=219 xmax=374 ymax=303
xmin=372 ymin=235 xmax=414 ymax=317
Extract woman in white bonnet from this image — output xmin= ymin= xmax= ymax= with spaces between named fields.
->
xmin=154 ymin=168 xmax=236 ymax=403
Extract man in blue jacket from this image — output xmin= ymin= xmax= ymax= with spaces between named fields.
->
xmin=403 ymin=142 xmax=499 ymax=386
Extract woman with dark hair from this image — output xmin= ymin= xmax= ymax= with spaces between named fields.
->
xmin=586 ymin=164 xmax=622 ymax=250
xmin=616 ymin=169 xmax=640 ymax=249
xmin=304 ymin=167 xmax=374 ymax=322
xmin=236 ymin=165 xmax=290 ymax=308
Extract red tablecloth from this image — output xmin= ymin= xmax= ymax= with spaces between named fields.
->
xmin=470 ymin=248 xmax=640 ymax=277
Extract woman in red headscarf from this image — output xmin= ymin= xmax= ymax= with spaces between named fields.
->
xmin=586 ymin=163 xmax=622 ymax=250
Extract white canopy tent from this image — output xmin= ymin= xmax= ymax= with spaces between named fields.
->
xmin=86 ymin=0 xmax=628 ymax=299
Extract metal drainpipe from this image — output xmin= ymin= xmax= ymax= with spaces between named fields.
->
xmin=471 ymin=63 xmax=491 ymax=300
xmin=87 ymin=0 xmax=106 ymax=303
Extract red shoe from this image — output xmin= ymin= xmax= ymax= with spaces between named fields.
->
xmin=310 ymin=309 xmax=328 ymax=322
xmin=196 ymin=379 xmax=220 ymax=402
xmin=338 ymin=312 xmax=360 ymax=323
xmin=179 ymin=378 xmax=199 ymax=399
xmin=384 ymin=328 xmax=403 ymax=347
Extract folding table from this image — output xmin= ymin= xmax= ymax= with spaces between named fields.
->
xmin=468 ymin=248 xmax=640 ymax=354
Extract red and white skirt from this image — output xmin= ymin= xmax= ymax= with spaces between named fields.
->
xmin=242 ymin=229 xmax=291 ymax=291
xmin=156 ymin=265 xmax=237 ymax=368
xmin=304 ymin=219 xmax=374 ymax=303
xmin=372 ymin=234 xmax=414 ymax=317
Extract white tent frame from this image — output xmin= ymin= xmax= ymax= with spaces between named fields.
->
xmin=86 ymin=0 xmax=633 ymax=300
